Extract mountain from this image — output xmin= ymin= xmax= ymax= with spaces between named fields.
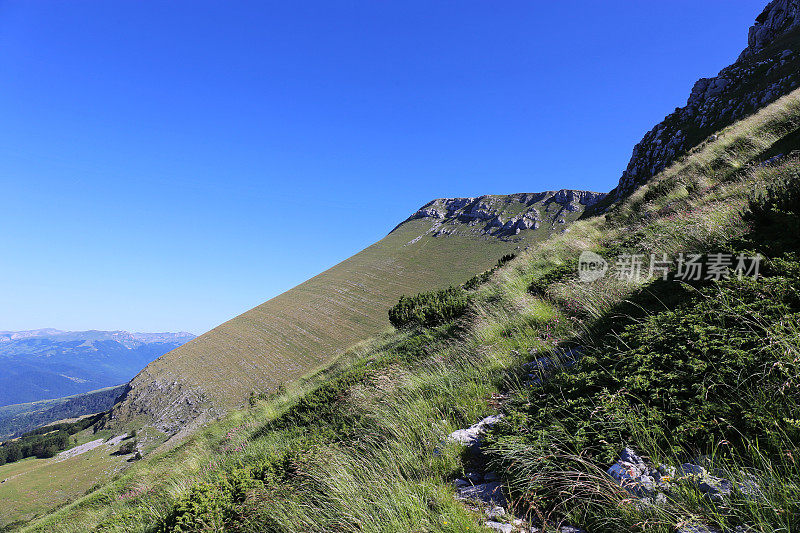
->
xmin=24 ymin=84 xmax=800 ymax=533
xmin=108 ymin=1 xmax=800 ymax=436
xmin=0 ymin=330 xmax=194 ymax=407
xmin=111 ymin=0 xmax=800 ymax=441
xmin=10 ymin=2 xmax=800 ymax=531
xmin=0 ymin=385 xmax=127 ymax=439
xmin=108 ymin=191 xmax=605 ymax=434
xmin=593 ymin=0 xmax=800 ymax=209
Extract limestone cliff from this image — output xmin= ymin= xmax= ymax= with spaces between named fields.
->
xmin=611 ymin=0 xmax=800 ymax=202
xmin=400 ymin=191 xmax=606 ymax=238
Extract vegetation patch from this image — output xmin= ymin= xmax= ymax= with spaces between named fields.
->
xmin=0 ymin=413 xmax=105 ymax=465
xmin=388 ymin=286 xmax=471 ymax=329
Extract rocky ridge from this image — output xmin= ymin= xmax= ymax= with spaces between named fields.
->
xmin=401 ymin=191 xmax=606 ymax=239
xmin=740 ymin=0 xmax=800 ymax=60
xmin=611 ymin=0 xmax=800 ymax=202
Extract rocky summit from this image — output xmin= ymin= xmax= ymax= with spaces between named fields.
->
xmin=611 ymin=0 xmax=800 ymax=202
xmin=402 ymin=191 xmax=606 ymax=238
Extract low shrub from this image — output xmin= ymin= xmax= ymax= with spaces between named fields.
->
xmin=486 ymin=166 xmax=800 ymax=527
xmin=117 ymin=440 xmax=138 ymax=456
xmin=388 ymin=286 xmax=471 ymax=329
xmin=156 ymin=468 xmax=259 ymax=533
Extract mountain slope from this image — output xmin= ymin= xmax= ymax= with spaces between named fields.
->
xmin=20 ymin=86 xmax=800 ymax=533
xmin=104 ymin=1 xmax=800 ymax=439
xmin=10 ymin=4 xmax=800 ymax=530
xmin=110 ymin=191 xmax=605 ymax=434
xmin=0 ymin=330 xmax=194 ymax=407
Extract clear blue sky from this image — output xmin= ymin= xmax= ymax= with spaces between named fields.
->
xmin=0 ymin=0 xmax=766 ymax=334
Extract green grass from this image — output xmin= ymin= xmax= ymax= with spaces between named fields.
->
xmin=0 ymin=426 xmax=131 ymax=530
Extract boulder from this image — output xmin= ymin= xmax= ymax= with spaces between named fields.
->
xmin=457 ymin=481 xmax=505 ymax=505
xmin=485 ymin=521 xmax=513 ymax=533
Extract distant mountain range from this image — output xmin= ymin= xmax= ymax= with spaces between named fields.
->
xmin=0 ymin=329 xmax=195 ymax=407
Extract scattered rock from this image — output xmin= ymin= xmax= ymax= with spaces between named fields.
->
xmin=457 ymin=481 xmax=505 ymax=505
xmin=679 ymin=463 xmax=706 ymax=476
xmin=697 ymin=477 xmax=734 ymax=501
xmin=607 ymin=447 xmax=662 ymax=497
xmin=447 ymin=414 xmax=503 ymax=449
xmin=608 ymin=448 xmax=762 ymax=511
xmin=483 ymin=471 xmax=500 ymax=482
xmin=485 ymin=521 xmax=514 ymax=533
xmin=760 ymin=153 xmax=785 ymax=166
xmin=524 ymin=348 xmax=582 ymax=387
xmin=485 ymin=505 xmax=506 ymax=519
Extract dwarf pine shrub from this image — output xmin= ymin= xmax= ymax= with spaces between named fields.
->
xmin=388 ymin=286 xmax=470 ymax=329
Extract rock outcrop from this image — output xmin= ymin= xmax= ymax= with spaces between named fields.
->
xmin=612 ymin=0 xmax=800 ymax=201
xmin=740 ymin=0 xmax=800 ymax=60
xmin=401 ymin=190 xmax=606 ymax=238
xmin=103 ymin=372 xmax=220 ymax=436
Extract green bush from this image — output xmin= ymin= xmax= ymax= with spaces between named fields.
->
xmin=0 ymin=429 xmax=73 ymax=463
xmin=487 ymin=168 xmax=800 ymax=524
xmin=117 ymin=439 xmax=138 ymax=455
xmin=156 ymin=468 xmax=259 ymax=533
xmin=257 ymin=362 xmax=370 ymax=438
xmin=388 ymin=286 xmax=471 ymax=329
xmin=156 ymin=446 xmax=309 ymax=532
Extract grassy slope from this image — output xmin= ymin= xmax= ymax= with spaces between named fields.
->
xmin=115 ymin=194 xmax=587 ymax=431
xmin=0 ymin=427 xmax=132 ymax=529
xmin=17 ymin=89 xmax=800 ymax=533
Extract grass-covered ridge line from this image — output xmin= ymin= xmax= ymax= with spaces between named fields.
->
xmin=18 ymin=90 xmax=800 ymax=533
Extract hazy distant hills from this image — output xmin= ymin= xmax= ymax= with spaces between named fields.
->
xmin=0 ymin=385 xmax=127 ymax=439
xmin=0 ymin=329 xmax=195 ymax=407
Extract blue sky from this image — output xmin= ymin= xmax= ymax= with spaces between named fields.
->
xmin=0 ymin=0 xmax=766 ymax=334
